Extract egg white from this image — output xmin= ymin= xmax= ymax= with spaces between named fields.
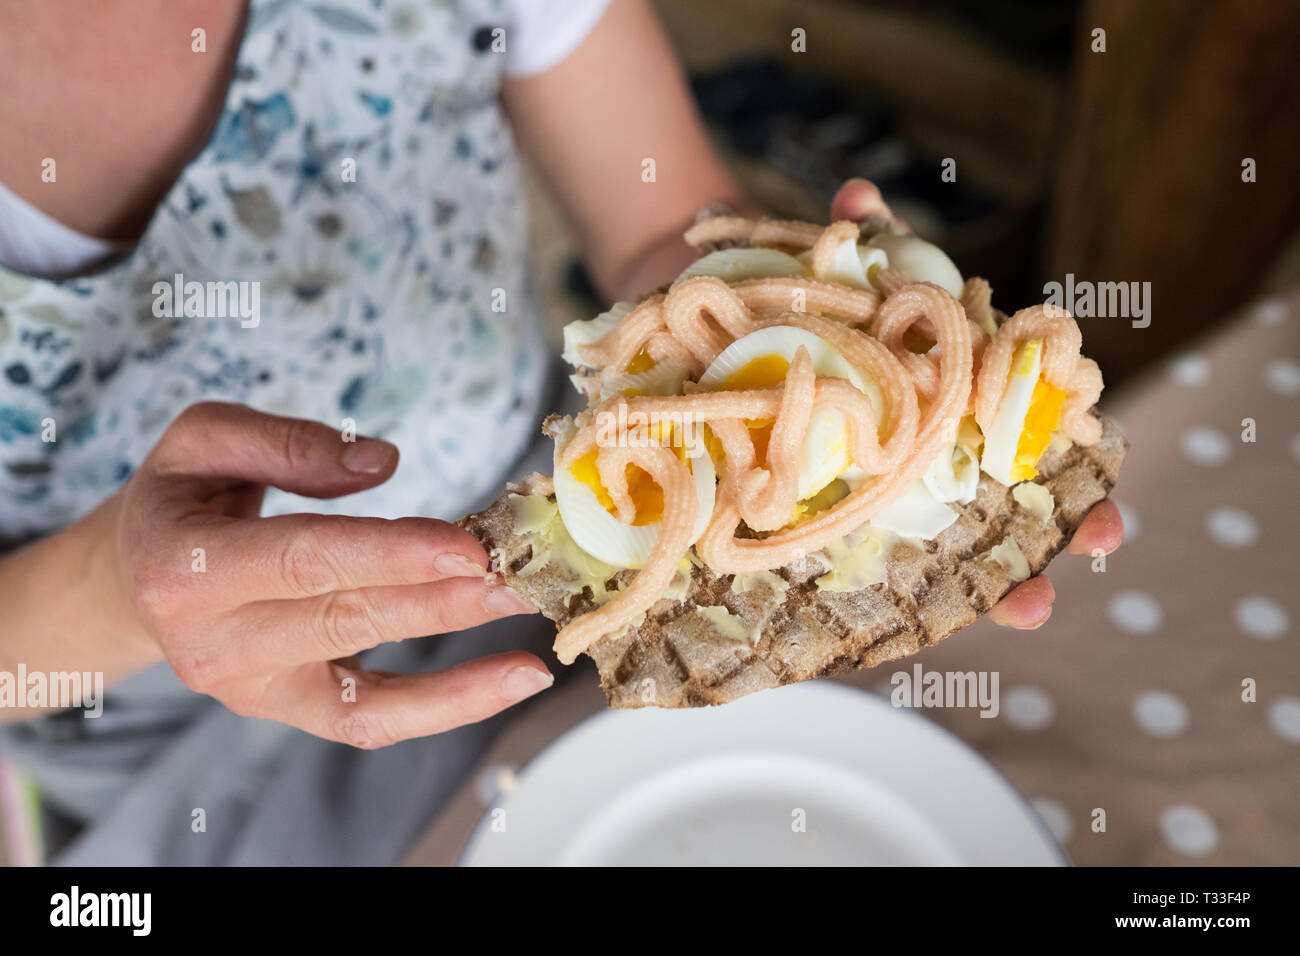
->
xmin=842 ymin=431 xmax=979 ymax=540
xmin=562 ymin=302 xmax=632 ymax=369
xmin=979 ymin=340 xmax=1042 ymax=486
xmin=553 ymin=439 xmax=716 ymax=569
xmin=676 ymin=247 xmax=806 ymax=283
xmin=864 ymin=232 xmax=964 ymax=297
xmin=699 ymin=326 xmax=884 ymax=500
xmin=796 ymin=239 xmax=889 ymax=290
xmin=869 ymin=479 xmax=959 ymax=540
xmin=598 ymin=363 xmax=690 ymax=401
xmin=923 ymin=435 xmax=980 ymax=506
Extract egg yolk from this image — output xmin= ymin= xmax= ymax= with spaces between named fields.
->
xmin=1010 ymin=380 xmax=1067 ymax=482
xmin=724 ymin=354 xmax=791 ymax=390
xmin=957 ymin=414 xmax=984 ymax=454
xmin=626 ymin=347 xmax=656 ymax=375
xmin=722 ymin=354 xmax=790 ymax=467
xmin=787 ymin=477 xmax=850 ymax=526
xmin=569 ymin=420 xmax=691 ymax=526
xmin=570 ymin=450 xmax=664 ymax=525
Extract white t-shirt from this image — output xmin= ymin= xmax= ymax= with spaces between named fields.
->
xmin=0 ymin=0 xmax=609 ymax=279
xmin=504 ymin=0 xmax=611 ymax=78
xmin=0 ymin=178 xmax=130 ymax=278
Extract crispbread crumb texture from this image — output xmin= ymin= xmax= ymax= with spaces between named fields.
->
xmin=457 ymin=415 xmax=1127 ymax=709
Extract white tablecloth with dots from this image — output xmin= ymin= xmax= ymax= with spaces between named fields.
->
xmin=857 ymin=288 xmax=1299 ymax=865
xmin=406 ymin=289 xmax=1300 ymax=867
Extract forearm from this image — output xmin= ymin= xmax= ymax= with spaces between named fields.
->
xmin=0 ymin=497 xmax=157 ymax=723
xmin=503 ymin=0 xmax=757 ymax=302
xmin=603 ymin=208 xmax=745 ymax=303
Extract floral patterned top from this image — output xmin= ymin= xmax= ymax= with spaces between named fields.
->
xmin=0 ymin=0 xmax=567 ymax=543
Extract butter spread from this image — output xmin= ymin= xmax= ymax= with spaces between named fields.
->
xmin=510 ymin=493 xmax=560 ymax=536
xmin=986 ymin=535 xmax=1030 ymax=582
xmin=814 ymin=524 xmax=897 ymax=592
xmin=663 ymin=563 xmax=693 ymax=603
xmin=508 ymin=494 xmax=619 ymax=602
xmin=1012 ymin=482 xmax=1055 ymax=521
xmin=695 ymin=605 xmax=757 ymax=644
xmin=730 ymin=569 xmax=791 ymax=598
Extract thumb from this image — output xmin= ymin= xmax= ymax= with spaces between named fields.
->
xmin=148 ymin=401 xmax=398 ymax=499
xmin=830 ymin=178 xmax=892 ymax=223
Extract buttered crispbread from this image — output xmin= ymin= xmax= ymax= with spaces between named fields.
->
xmin=459 ymin=415 xmax=1125 ymax=707
xmin=459 ymin=213 xmax=1126 ymax=708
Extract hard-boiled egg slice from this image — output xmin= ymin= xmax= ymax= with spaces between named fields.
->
xmin=562 ymin=302 xmax=632 ymax=369
xmin=553 ymin=433 xmax=716 ymax=569
xmin=795 ymin=241 xmax=888 ymax=290
xmin=979 ymin=339 xmax=1068 ymax=486
xmin=923 ymin=428 xmax=981 ymax=505
xmin=599 ymin=362 xmax=691 ymax=401
xmin=864 ymin=232 xmax=964 ymax=297
xmin=869 ymin=478 xmax=959 ymax=539
xmin=837 ymin=431 xmax=977 ymax=540
xmin=699 ymin=326 xmax=883 ymax=500
xmin=676 ymin=248 xmax=807 ymax=283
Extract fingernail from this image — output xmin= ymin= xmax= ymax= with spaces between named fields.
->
xmin=434 ymin=553 xmax=486 ymax=578
xmin=341 ymin=437 xmax=395 ymax=474
xmin=483 ymin=585 xmax=535 ymax=616
xmin=501 ymin=665 xmax=553 ymax=701
xmin=1027 ymin=606 xmax=1053 ymax=630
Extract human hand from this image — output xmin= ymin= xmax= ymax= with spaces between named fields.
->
xmin=830 ymin=178 xmax=1124 ymax=629
xmin=104 ymin=402 xmax=548 ymax=747
xmin=830 ymin=177 xmax=904 ymax=229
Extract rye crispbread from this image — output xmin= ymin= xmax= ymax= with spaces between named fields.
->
xmin=460 ymin=416 xmax=1126 ymax=708
xmin=458 ymin=217 xmax=1128 ymax=708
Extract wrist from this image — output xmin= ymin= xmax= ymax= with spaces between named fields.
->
xmin=82 ymin=493 xmax=163 ymax=673
xmin=603 ymin=194 xmax=764 ymax=302
xmin=21 ymin=494 xmax=164 ymax=684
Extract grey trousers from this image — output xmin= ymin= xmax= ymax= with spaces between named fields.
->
xmin=2 ymin=616 xmax=557 ymax=865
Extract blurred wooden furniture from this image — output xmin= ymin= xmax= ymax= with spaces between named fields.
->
xmin=656 ymin=0 xmax=1063 ymax=201
xmin=1050 ymin=0 xmax=1300 ymax=380
xmin=653 ymin=0 xmax=1300 ymax=383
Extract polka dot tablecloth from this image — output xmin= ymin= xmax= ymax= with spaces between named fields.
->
xmin=407 ymin=288 xmax=1300 ymax=867
xmin=848 ymin=288 xmax=1300 ymax=865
